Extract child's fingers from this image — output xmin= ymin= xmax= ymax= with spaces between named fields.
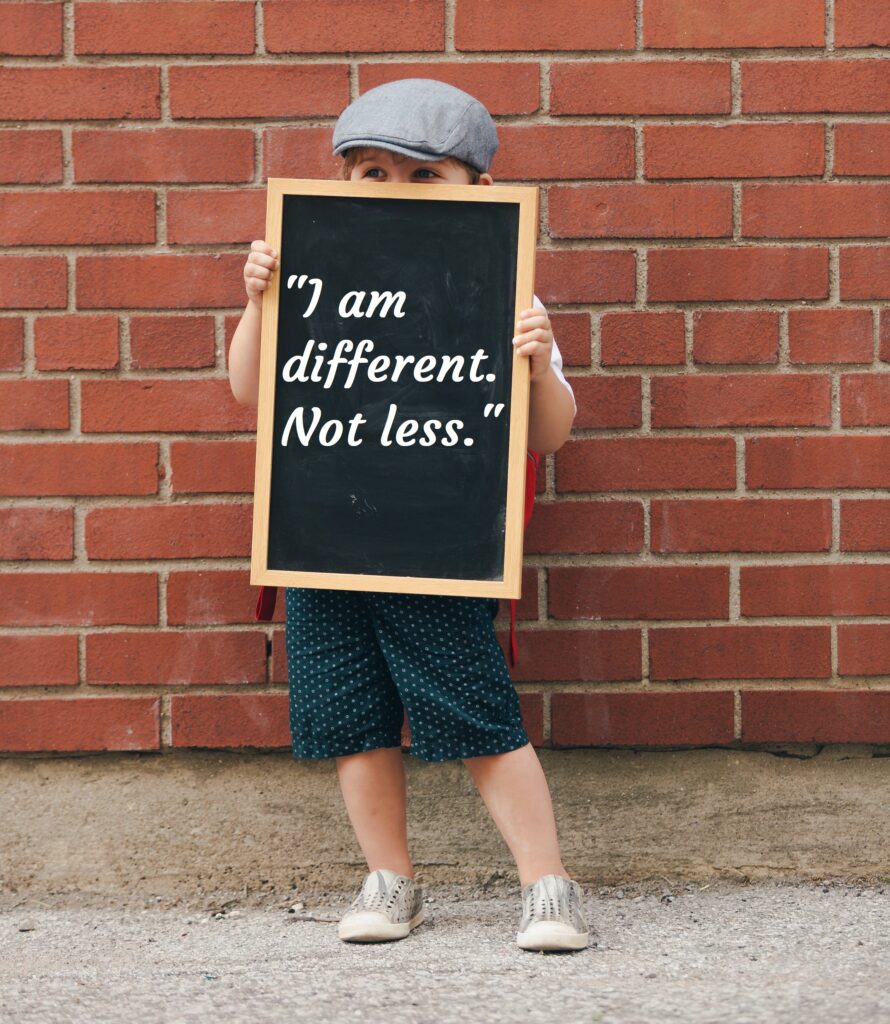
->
xmin=246 ymin=260 xmax=274 ymax=279
xmin=513 ymin=327 xmax=551 ymax=344
xmin=515 ymin=315 xmax=549 ymax=334
xmin=250 ymin=239 xmax=278 ymax=258
xmin=512 ymin=338 xmax=549 ymax=356
xmin=247 ymin=251 xmax=278 ymax=271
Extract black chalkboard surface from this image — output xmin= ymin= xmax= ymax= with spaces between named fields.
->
xmin=250 ymin=178 xmax=539 ymax=599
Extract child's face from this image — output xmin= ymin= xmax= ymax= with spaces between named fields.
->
xmin=348 ymin=147 xmax=493 ymax=186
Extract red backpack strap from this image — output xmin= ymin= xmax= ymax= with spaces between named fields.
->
xmin=508 ymin=597 xmax=518 ymax=667
xmin=254 ymin=585 xmax=278 ymax=621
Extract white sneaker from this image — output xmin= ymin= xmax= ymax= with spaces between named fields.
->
xmin=516 ymin=873 xmax=591 ymax=951
xmin=337 ymin=868 xmax=425 ymax=943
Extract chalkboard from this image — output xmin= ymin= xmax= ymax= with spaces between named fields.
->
xmin=250 ymin=178 xmax=539 ymax=599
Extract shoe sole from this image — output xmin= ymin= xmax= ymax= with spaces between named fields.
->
xmin=338 ymin=908 xmax=425 ymax=943
xmin=516 ymin=920 xmax=589 ymax=951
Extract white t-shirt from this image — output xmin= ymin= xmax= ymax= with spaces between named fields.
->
xmin=533 ymin=293 xmax=577 ymax=416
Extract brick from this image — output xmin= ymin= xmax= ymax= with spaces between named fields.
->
xmin=600 ymin=311 xmax=685 ymax=365
xmin=170 ymin=440 xmax=256 ymax=494
xmin=692 ymin=310 xmax=780 ymax=365
xmin=834 ymin=123 xmax=890 ymax=176
xmin=0 ymin=380 xmax=68 ymax=430
xmin=0 ymin=67 xmax=160 ymax=120
xmin=35 ymin=315 xmax=119 ymax=371
xmin=552 ymin=691 xmax=734 ymax=747
xmin=0 ymin=507 xmax=74 ymax=561
xmin=0 ymin=697 xmax=160 ymax=752
xmin=743 ymin=183 xmax=890 ymax=239
xmin=0 ymin=634 xmax=78 ymax=687
xmin=493 ymin=126 xmax=633 ymax=181
xmin=549 ymin=565 xmax=729 ymax=621
xmin=0 ymin=190 xmax=155 ymax=246
xmin=517 ymin=695 xmax=545 ymax=747
xmin=572 ymin=376 xmax=642 ymax=429
xmin=269 ymin=625 xmax=288 ymax=680
xmin=551 ymin=183 xmax=731 ymax=239
xmin=0 ymin=573 xmax=157 ymax=627
xmin=882 ymin=310 xmax=890 ymax=362
xmin=552 ymin=60 xmax=731 ymax=115
xmin=644 ymin=0 xmax=824 ymax=48
xmin=168 ymin=64 xmax=347 ymax=118
xmin=509 ymin=628 xmax=641 ymax=682
xmin=741 ymin=564 xmax=890 ymax=617
xmin=556 ymin=437 xmax=736 ymax=492
xmin=81 ymin=380 xmax=256 ymax=433
xmin=86 ymin=504 xmax=252 ymax=560
xmin=264 ymin=127 xmax=346 ymax=181
xmin=788 ymin=307 xmax=873 ymax=364
xmin=842 ymin=373 xmax=890 ymax=426
xmin=838 ymin=624 xmax=890 ymax=676
xmin=0 ymin=129 xmax=62 ymax=183
xmin=747 ymin=436 xmax=890 ymax=489
xmin=742 ymin=59 xmax=890 ymax=113
xmin=840 ymin=247 xmax=890 ymax=300
xmin=536 ymin=250 xmax=636 ymax=304
xmin=167 ymin=570 xmax=277 ymax=625
xmin=549 ymin=313 xmax=591 ymax=367
xmin=651 ymin=498 xmax=831 ymax=553
xmin=76 ymin=254 xmax=246 ymax=310
xmin=741 ymin=690 xmax=890 ymax=744
xmin=359 ymin=62 xmax=541 ymax=115
xmin=170 ymin=693 xmax=290 ymax=749
xmin=265 ymin=0 xmax=443 ymax=52
xmin=74 ymin=128 xmax=254 ymax=183
xmin=650 ymin=625 xmax=830 ymax=681
xmin=645 ymin=123 xmax=824 ymax=179
xmin=0 ymin=442 xmax=159 ymax=497
xmin=835 ymin=0 xmax=890 ymax=47
xmin=167 ymin=188 xmax=264 ymax=244
xmin=525 ymin=500 xmax=644 ymax=554
xmin=0 ymin=317 xmax=23 ymax=369
xmin=76 ymin=1 xmax=255 ymax=54
xmin=0 ymin=1 xmax=62 ymax=54
xmin=841 ymin=500 xmax=890 ymax=551
xmin=0 ymin=255 xmax=67 ymax=309
xmin=648 ymin=246 xmax=828 ymax=301
xmin=86 ymin=630 xmax=266 ymax=685
xmin=651 ymin=373 xmax=831 ymax=427
xmin=456 ymin=0 xmax=634 ymax=51
xmin=130 ymin=315 xmax=216 ymax=370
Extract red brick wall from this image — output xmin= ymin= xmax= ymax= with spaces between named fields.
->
xmin=3 ymin=0 xmax=890 ymax=755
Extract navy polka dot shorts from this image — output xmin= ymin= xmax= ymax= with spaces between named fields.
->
xmin=284 ymin=587 xmax=530 ymax=763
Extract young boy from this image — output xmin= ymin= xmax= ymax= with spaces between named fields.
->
xmin=228 ymin=78 xmax=589 ymax=952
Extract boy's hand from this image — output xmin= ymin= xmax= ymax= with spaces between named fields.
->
xmin=244 ymin=240 xmax=279 ymax=309
xmin=512 ymin=306 xmax=554 ymax=383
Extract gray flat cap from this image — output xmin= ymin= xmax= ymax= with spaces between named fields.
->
xmin=332 ymin=78 xmax=498 ymax=174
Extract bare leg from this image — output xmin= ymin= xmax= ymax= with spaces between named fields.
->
xmin=462 ymin=742 xmax=568 ymax=888
xmin=335 ymin=746 xmax=415 ymax=878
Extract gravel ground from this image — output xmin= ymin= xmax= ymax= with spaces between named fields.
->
xmin=2 ymin=877 xmax=889 ymax=1024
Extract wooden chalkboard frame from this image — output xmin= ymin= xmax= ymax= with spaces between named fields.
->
xmin=250 ymin=177 xmax=539 ymax=600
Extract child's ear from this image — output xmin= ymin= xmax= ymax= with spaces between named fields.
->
xmin=479 ymin=173 xmax=494 ymax=186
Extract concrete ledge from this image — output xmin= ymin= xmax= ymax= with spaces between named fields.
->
xmin=3 ymin=747 xmax=889 ymax=898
